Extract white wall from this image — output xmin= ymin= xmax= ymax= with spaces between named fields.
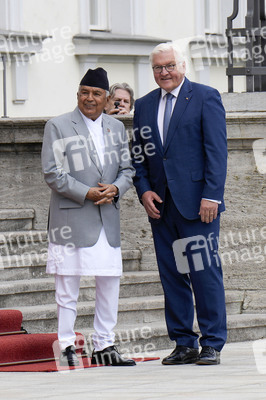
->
xmin=144 ymin=0 xmax=195 ymax=40
xmin=5 ymin=0 xmax=80 ymax=117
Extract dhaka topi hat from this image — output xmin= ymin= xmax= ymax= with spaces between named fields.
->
xmin=80 ymin=67 xmax=109 ymax=91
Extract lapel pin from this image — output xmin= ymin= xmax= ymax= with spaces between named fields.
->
xmin=186 ymin=97 xmax=189 ymax=100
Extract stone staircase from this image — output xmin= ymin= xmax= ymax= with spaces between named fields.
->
xmin=0 ymin=209 xmax=35 ymax=232
xmin=0 ymin=209 xmax=266 ymax=357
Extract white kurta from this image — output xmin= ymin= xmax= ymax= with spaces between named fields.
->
xmin=46 ymin=113 xmax=122 ymax=277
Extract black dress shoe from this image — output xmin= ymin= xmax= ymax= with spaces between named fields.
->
xmin=162 ymin=345 xmax=199 ymax=365
xmin=91 ymin=346 xmax=136 ymax=366
xmin=59 ymin=345 xmax=80 ymax=367
xmin=196 ymin=346 xmax=220 ymax=365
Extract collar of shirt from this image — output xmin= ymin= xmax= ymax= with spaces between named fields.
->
xmin=160 ymin=78 xmax=185 ymax=101
xmin=79 ymin=110 xmax=103 ymax=128
xmin=157 ymin=79 xmax=185 ymax=142
xmin=79 ymin=110 xmax=105 ymax=166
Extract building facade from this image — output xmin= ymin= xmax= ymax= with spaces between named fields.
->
xmin=0 ymin=0 xmax=248 ymax=118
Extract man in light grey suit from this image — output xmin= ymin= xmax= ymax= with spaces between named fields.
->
xmin=41 ymin=68 xmax=135 ymax=367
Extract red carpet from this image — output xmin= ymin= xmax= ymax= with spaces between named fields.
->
xmin=0 ymin=332 xmax=84 ymax=364
xmin=0 ymin=309 xmax=23 ymax=333
xmin=0 ymin=309 xmax=159 ymax=372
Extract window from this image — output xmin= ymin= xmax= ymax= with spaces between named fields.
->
xmin=89 ymin=0 xmax=109 ymax=31
xmin=204 ymin=0 xmax=221 ymax=34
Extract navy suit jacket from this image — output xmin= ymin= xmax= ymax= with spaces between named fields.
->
xmin=132 ymin=78 xmax=227 ymax=222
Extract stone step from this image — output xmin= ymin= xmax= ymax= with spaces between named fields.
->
xmin=0 ymin=249 xmax=141 ymax=281
xmin=242 ymin=290 xmax=266 ymax=314
xmin=0 ymin=230 xmax=47 ymax=257
xmin=6 ymin=296 xmax=165 ymax=334
xmin=0 ymin=209 xmax=35 ymax=232
xmin=2 ymin=220 xmax=263 ymax=260
xmin=0 ymin=271 xmax=163 ymax=307
xmin=0 ymin=264 xmax=242 ymax=312
xmin=80 ymin=313 xmax=266 ymax=355
xmin=6 ymin=289 xmax=244 ymax=335
xmin=5 ymin=307 xmax=265 ymax=356
xmin=226 ymin=314 xmax=266 ymax=343
xmin=0 ymin=230 xmax=142 ymax=266
xmin=0 ymin=253 xmax=47 ymax=281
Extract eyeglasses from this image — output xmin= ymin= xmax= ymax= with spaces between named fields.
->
xmin=152 ymin=64 xmax=176 ymax=74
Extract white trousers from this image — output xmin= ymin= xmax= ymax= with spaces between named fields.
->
xmin=55 ymin=275 xmax=120 ymax=351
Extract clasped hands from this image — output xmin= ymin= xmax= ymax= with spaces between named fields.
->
xmin=86 ymin=183 xmax=118 ymax=205
xmin=141 ymin=191 xmax=218 ymax=223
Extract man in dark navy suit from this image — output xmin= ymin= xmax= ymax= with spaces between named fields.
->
xmin=132 ymin=42 xmax=227 ymax=365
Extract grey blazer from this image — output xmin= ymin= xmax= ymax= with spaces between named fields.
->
xmin=41 ymin=107 xmax=135 ymax=247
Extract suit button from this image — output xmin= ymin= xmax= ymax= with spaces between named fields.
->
xmin=163 ymin=157 xmax=167 ymax=161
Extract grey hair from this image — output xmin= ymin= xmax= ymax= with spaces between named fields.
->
xmin=109 ymin=82 xmax=135 ymax=110
xmin=149 ymin=42 xmax=186 ymax=65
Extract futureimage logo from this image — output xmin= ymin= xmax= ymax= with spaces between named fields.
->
xmin=172 ymin=234 xmax=219 ymax=274
xmin=253 ymin=339 xmax=266 ymax=374
xmin=253 ymin=139 xmax=266 ymax=174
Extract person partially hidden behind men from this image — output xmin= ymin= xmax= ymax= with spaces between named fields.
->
xmin=132 ymin=42 xmax=227 ymax=366
xmin=105 ymin=82 xmax=134 ymax=115
xmin=41 ymin=67 xmax=136 ymax=367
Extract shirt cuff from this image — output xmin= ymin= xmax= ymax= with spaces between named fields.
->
xmin=202 ymin=198 xmax=221 ymax=204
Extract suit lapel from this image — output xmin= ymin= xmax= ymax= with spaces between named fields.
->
xmin=164 ymin=78 xmax=193 ymax=152
xmin=71 ymin=107 xmax=103 ymax=174
xmin=102 ymin=115 xmax=112 ymax=173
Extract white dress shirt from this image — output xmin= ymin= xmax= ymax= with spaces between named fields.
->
xmin=157 ymin=80 xmax=184 ymax=145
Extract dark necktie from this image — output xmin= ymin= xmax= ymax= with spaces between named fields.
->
xmin=163 ymin=93 xmax=174 ymax=145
